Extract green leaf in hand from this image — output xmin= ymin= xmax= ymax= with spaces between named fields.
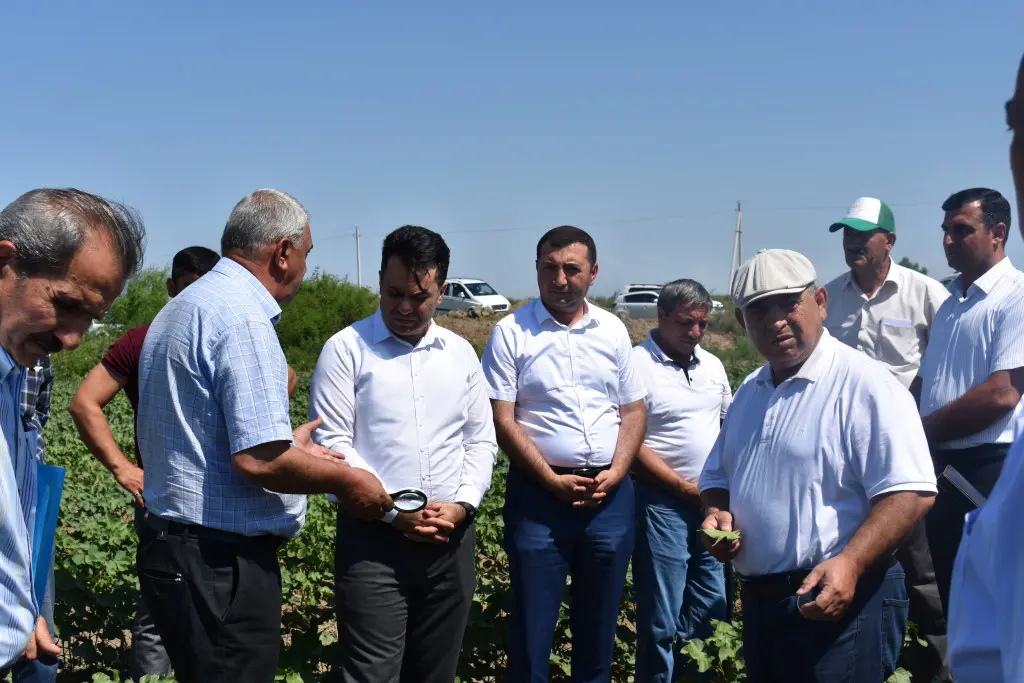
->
xmin=702 ymin=528 xmax=741 ymax=546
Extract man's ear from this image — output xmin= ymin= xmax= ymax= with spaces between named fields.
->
xmin=993 ymin=222 xmax=1009 ymax=249
xmin=0 ymin=241 xmax=18 ymax=277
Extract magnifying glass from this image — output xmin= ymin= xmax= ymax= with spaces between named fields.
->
xmin=390 ymin=488 xmax=428 ymax=514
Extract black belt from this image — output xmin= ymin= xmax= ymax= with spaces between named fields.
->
xmin=142 ymin=511 xmax=284 ymax=548
xmin=550 ymin=464 xmax=611 ymax=478
xmin=739 ymin=553 xmax=897 ymax=601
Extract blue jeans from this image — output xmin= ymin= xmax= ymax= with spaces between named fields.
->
xmin=11 ymin=562 xmax=58 ymax=683
xmin=742 ymin=562 xmax=909 ymax=683
xmin=504 ymin=468 xmax=635 ymax=683
xmin=633 ymin=480 xmax=727 ymax=683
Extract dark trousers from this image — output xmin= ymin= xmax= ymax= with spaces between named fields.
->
xmin=136 ymin=514 xmax=285 ymax=683
xmin=895 ymin=519 xmax=948 ymax=682
xmin=742 ymin=563 xmax=908 ymax=683
xmin=130 ymin=507 xmax=173 ymax=682
xmin=503 ymin=468 xmax=635 ymax=683
xmin=927 ymin=444 xmax=1008 ymax=614
xmin=334 ymin=516 xmax=476 ymax=683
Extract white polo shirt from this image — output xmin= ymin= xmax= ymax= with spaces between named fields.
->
xmin=824 ymin=259 xmax=950 ymax=388
xmin=632 ymin=334 xmax=732 ymax=481
xmin=918 ymin=257 xmax=1024 ymax=449
xmin=482 ymin=299 xmax=646 ymax=468
xmin=698 ymin=331 xmax=936 ymax=577
xmin=948 ymin=435 xmax=1024 ymax=682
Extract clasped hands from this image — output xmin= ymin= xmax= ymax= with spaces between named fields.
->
xmin=393 ymin=503 xmax=468 ymax=544
xmin=545 ymin=466 xmax=628 ymax=509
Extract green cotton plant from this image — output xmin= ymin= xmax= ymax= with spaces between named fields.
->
xmin=678 ymin=619 xmax=747 ymax=682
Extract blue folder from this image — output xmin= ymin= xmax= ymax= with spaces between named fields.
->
xmin=33 ymin=464 xmax=65 ymax=608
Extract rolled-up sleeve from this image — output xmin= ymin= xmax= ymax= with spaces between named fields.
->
xmin=482 ymin=324 xmax=519 ymax=402
xmin=456 ymin=348 xmax=498 ymax=507
xmin=213 ymin=321 xmax=294 ymax=455
xmin=308 ymin=337 xmax=382 ymax=483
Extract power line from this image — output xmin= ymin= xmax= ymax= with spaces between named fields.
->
xmin=315 ymin=201 xmax=936 ymax=242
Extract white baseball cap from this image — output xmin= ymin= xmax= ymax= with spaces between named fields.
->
xmin=730 ymin=249 xmax=817 ymax=308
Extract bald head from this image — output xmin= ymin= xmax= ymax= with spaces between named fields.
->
xmin=1012 ymin=53 xmax=1024 ymax=236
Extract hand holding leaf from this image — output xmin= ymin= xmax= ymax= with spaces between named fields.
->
xmin=702 ymin=528 xmax=742 ymax=546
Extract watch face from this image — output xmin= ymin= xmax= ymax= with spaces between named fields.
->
xmin=391 ymin=488 xmax=428 ymax=513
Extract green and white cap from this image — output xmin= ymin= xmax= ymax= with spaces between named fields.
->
xmin=828 ymin=197 xmax=896 ymax=233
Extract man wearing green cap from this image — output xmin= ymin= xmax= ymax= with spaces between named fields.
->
xmin=824 ymin=197 xmax=950 ymax=389
xmin=823 ymin=197 xmax=951 ymax=682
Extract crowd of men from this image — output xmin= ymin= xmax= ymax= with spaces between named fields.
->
xmin=0 ymin=52 xmax=1019 ymax=683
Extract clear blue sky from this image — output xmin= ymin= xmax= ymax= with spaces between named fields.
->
xmin=2 ymin=1 xmax=1022 ymax=298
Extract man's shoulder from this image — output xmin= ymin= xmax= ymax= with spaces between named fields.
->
xmin=695 ymin=344 xmax=728 ymax=372
xmin=433 ymin=323 xmax=477 ymax=356
xmin=830 ymin=339 xmax=907 ymax=392
xmin=493 ymin=301 xmax=537 ymax=331
xmin=823 ymin=271 xmax=851 ymax=295
xmin=894 ymin=264 xmax=950 ymax=297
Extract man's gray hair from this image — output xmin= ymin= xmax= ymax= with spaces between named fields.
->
xmin=0 ymin=188 xmax=146 ymax=278
xmin=221 ymin=189 xmax=309 ymax=258
xmin=657 ymin=278 xmax=713 ymax=314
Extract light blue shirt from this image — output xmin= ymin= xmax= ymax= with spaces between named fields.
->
xmin=138 ymin=258 xmax=305 ymax=538
xmin=0 ymin=346 xmax=39 ymax=667
xmin=948 ymin=433 xmax=1024 ymax=682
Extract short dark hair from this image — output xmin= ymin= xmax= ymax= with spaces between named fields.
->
xmin=658 ymin=279 xmax=712 ymax=315
xmin=171 ymin=246 xmax=220 ymax=281
xmin=942 ymin=188 xmax=1013 ymax=232
xmin=536 ymin=225 xmax=597 ymax=265
xmin=380 ymin=225 xmax=450 ymax=285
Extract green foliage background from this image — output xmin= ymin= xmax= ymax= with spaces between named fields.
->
xmin=42 ymin=269 xmax=911 ymax=682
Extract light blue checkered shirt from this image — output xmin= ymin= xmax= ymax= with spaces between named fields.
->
xmin=0 ymin=346 xmax=39 ymax=666
xmin=138 ymin=258 xmax=305 ymax=538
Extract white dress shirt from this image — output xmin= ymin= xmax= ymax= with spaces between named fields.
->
xmin=632 ymin=334 xmax=732 ymax=481
xmin=699 ymin=331 xmax=937 ymax=577
xmin=481 ymin=298 xmax=646 ymax=468
xmin=948 ymin=435 xmax=1024 ymax=682
xmin=918 ymin=257 xmax=1024 ymax=449
xmin=824 ymin=259 xmax=950 ymax=388
xmin=309 ymin=310 xmax=497 ymax=509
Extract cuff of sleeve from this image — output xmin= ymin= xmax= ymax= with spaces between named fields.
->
xmin=867 ymin=481 xmax=939 ymax=499
xmin=620 ymin=388 xmax=648 ymax=405
xmin=381 ymin=508 xmax=399 ymax=524
xmin=697 ymin=479 xmax=730 ymax=494
xmin=486 ymin=389 xmax=517 ymax=402
xmin=455 ymin=484 xmax=485 ymax=508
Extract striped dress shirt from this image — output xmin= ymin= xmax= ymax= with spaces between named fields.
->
xmin=0 ymin=346 xmax=39 ymax=667
xmin=918 ymin=257 xmax=1024 ymax=448
xmin=22 ymin=355 xmax=53 ymax=462
xmin=138 ymin=258 xmax=305 ymax=538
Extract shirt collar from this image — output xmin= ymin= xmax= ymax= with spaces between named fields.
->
xmin=845 ymin=258 xmax=900 ymax=295
xmin=532 ymin=298 xmax=599 ymax=330
xmin=645 ymin=331 xmax=701 ymax=367
xmin=369 ymin=309 xmax=445 ymax=349
xmin=964 ymin=256 xmax=1014 ymax=296
xmin=0 ymin=345 xmax=19 ymax=384
xmin=755 ymin=329 xmax=836 ymax=387
xmin=216 ymin=258 xmax=284 ymax=325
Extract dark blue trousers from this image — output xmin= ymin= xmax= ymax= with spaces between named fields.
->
xmin=503 ymin=468 xmax=635 ymax=683
xmin=742 ymin=562 xmax=908 ymax=683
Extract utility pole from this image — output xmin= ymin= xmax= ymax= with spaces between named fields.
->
xmin=728 ymin=201 xmax=743 ymax=290
xmin=354 ymin=226 xmax=362 ymax=288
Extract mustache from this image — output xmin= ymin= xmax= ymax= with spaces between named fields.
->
xmin=30 ymin=335 xmax=63 ymax=354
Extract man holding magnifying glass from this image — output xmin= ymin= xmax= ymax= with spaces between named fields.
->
xmin=309 ymin=225 xmax=497 ymax=683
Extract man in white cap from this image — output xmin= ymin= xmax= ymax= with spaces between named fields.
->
xmin=822 ymin=197 xmax=950 ymax=682
xmin=698 ymin=249 xmax=937 ymax=683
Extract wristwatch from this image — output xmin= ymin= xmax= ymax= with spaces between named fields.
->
xmin=456 ymin=501 xmax=477 ymax=522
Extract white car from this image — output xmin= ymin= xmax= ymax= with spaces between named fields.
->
xmin=613 ymin=283 xmax=663 ymax=299
xmin=611 ymin=293 xmax=725 ymax=320
xmin=438 ymin=278 xmax=511 ymax=314
xmin=611 ymin=290 xmax=659 ymax=319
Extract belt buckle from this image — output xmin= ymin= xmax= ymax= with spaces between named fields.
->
xmin=574 ymin=467 xmax=600 ymax=478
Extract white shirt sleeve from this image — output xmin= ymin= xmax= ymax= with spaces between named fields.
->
xmin=717 ymin=361 xmax=733 ymax=419
xmin=850 ymin=374 xmax=937 ymax=499
xmin=481 ymin=324 xmax=519 ymax=402
xmin=699 ymin=423 xmax=731 ymax=493
xmin=308 ymin=336 xmax=383 ymax=484
xmin=456 ymin=348 xmax=498 ymax=507
xmin=990 ymin=295 xmax=1024 ymax=373
xmin=615 ymin=326 xmax=647 ymax=406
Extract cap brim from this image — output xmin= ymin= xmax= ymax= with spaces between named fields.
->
xmin=734 ymin=284 xmax=814 ymax=309
xmin=828 ymin=217 xmax=888 ymax=233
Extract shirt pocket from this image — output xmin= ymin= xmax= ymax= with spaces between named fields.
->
xmin=877 ymin=317 xmax=919 ymax=366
